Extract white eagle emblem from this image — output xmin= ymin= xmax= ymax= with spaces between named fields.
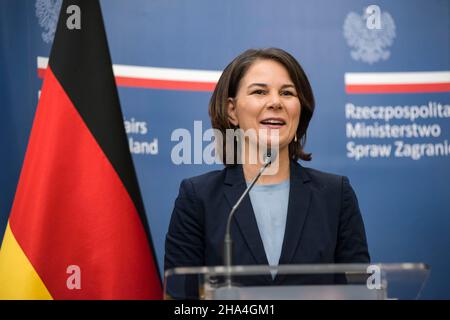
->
xmin=35 ymin=0 xmax=63 ymax=44
xmin=343 ymin=9 xmax=396 ymax=64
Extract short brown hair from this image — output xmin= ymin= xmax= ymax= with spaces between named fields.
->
xmin=209 ymin=48 xmax=315 ymax=165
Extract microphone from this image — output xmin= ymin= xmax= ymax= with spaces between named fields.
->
xmin=222 ymin=148 xmax=278 ymax=284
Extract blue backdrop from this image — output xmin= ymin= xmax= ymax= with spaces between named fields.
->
xmin=0 ymin=0 xmax=449 ymax=299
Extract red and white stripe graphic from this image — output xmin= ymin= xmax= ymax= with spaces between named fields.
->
xmin=39 ymin=57 xmax=450 ymax=94
xmin=345 ymin=71 xmax=450 ymax=94
xmin=38 ymin=56 xmax=221 ymax=92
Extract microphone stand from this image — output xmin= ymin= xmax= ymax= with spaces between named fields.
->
xmin=223 ymin=155 xmax=274 ymax=287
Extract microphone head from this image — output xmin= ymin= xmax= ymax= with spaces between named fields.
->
xmin=264 ymin=148 xmax=278 ymax=164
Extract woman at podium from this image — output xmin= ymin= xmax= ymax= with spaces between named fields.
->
xmin=164 ymin=48 xmax=370 ymax=299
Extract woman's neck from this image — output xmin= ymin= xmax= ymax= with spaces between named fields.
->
xmin=241 ymin=147 xmax=290 ymax=185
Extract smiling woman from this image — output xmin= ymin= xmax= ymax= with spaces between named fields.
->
xmin=164 ymin=48 xmax=370 ymax=299
xmin=210 ymin=48 xmax=314 ymax=173
xmin=225 ymin=58 xmax=303 ymax=183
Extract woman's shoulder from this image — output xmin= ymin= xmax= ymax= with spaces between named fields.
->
xmin=177 ymin=167 xmax=228 ymax=198
xmin=301 ymin=165 xmax=343 ymax=181
xmin=182 ymin=168 xmax=226 ymax=185
xmin=298 ymin=164 xmax=357 ymax=205
xmin=298 ymin=164 xmax=349 ymax=191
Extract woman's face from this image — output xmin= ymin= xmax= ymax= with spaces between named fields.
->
xmin=227 ymin=59 xmax=301 ymax=155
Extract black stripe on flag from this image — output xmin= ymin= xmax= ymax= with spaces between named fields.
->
xmin=48 ymin=0 xmax=161 ymax=280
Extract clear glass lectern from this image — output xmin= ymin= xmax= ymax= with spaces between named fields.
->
xmin=164 ymin=263 xmax=429 ymax=300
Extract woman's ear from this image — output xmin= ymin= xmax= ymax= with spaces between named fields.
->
xmin=227 ymin=98 xmax=238 ymax=127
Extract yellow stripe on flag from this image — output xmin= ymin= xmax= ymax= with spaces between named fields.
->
xmin=0 ymin=223 xmax=53 ymax=300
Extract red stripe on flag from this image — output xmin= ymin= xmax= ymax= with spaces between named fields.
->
xmin=37 ymin=68 xmax=46 ymax=79
xmin=10 ymin=67 xmax=161 ymax=299
xmin=346 ymin=83 xmax=450 ymax=94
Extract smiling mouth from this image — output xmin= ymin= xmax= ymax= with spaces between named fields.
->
xmin=259 ymin=118 xmax=286 ymax=128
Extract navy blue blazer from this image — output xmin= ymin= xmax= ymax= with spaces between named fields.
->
xmin=165 ymin=161 xmax=370 ymax=295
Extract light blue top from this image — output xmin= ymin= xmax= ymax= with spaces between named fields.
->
xmin=247 ymin=179 xmax=290 ymax=278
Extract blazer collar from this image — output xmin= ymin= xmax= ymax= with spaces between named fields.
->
xmin=223 ymin=161 xmax=313 ymax=282
xmin=224 ymin=160 xmax=311 ymax=185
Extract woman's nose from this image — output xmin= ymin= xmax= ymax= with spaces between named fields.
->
xmin=266 ymin=92 xmax=282 ymax=109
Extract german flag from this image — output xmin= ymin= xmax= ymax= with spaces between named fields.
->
xmin=0 ymin=0 xmax=162 ymax=299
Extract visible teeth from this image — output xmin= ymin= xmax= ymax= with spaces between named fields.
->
xmin=261 ymin=120 xmax=284 ymax=125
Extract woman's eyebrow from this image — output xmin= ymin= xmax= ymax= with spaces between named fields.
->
xmin=247 ymin=83 xmax=268 ymax=88
xmin=247 ymin=83 xmax=295 ymax=88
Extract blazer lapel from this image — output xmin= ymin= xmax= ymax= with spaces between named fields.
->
xmin=278 ymin=161 xmax=312 ymax=266
xmin=223 ymin=165 xmax=269 ymax=268
xmin=222 ymin=162 xmax=312 ymax=285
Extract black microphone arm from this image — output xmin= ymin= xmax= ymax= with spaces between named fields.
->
xmin=223 ymin=150 xmax=277 ymax=276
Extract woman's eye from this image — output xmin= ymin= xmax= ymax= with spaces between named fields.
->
xmin=252 ymin=89 xmax=266 ymax=95
xmin=281 ymin=91 xmax=295 ymax=96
